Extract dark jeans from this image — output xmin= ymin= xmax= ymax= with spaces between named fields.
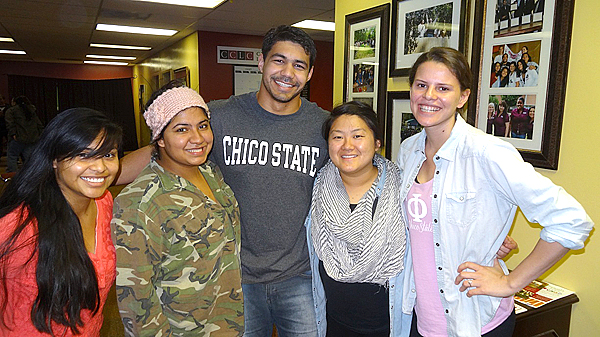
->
xmin=6 ymin=139 xmax=34 ymax=173
xmin=410 ymin=309 xmax=516 ymax=337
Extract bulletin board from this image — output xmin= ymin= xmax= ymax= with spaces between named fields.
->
xmin=234 ymin=66 xmax=261 ymax=95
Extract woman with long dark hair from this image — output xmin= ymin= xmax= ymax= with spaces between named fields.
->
xmin=492 ymin=66 xmax=510 ymax=88
xmin=493 ymin=101 xmax=511 ymax=137
xmin=517 ymin=59 xmax=528 ymax=84
xmin=0 ymin=108 xmax=122 ymax=336
xmin=5 ymin=95 xmax=44 ymax=173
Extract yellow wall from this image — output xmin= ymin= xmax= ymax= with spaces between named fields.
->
xmin=131 ymin=32 xmax=200 ymax=147
xmin=334 ymin=1 xmax=599 ymax=335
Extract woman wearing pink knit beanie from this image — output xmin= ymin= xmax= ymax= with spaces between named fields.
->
xmin=112 ymin=81 xmax=244 ymax=336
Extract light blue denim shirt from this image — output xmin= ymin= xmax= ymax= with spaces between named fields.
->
xmin=305 ymin=157 xmax=411 ymax=337
xmin=395 ymin=115 xmax=593 ymax=336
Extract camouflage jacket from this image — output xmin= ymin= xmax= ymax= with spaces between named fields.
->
xmin=112 ymin=159 xmax=243 ymax=336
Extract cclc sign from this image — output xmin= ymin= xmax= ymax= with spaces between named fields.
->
xmin=217 ymin=46 xmax=262 ymax=65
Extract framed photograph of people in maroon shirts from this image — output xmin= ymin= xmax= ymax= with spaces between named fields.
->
xmin=468 ymin=0 xmax=574 ymax=170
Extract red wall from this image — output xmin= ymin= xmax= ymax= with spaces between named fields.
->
xmin=0 ymin=61 xmax=133 ymax=100
xmin=198 ymin=31 xmax=333 ymax=111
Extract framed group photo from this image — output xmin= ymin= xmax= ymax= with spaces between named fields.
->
xmin=469 ymin=0 xmax=575 ymax=169
xmin=343 ymin=4 xmax=390 ymax=142
xmin=390 ymin=0 xmax=468 ymax=77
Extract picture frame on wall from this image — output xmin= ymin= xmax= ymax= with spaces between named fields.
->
xmin=385 ymin=91 xmax=423 ymax=161
xmin=390 ymin=0 xmax=468 ymax=77
xmin=343 ymin=4 xmax=390 ymax=142
xmin=173 ymin=66 xmax=190 ymax=87
xmin=468 ymin=0 xmax=575 ymax=170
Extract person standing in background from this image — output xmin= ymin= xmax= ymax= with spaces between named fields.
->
xmin=5 ymin=95 xmax=43 ymax=172
xmin=0 ymin=95 xmax=10 ymax=157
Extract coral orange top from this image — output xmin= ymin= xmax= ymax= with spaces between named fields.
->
xmin=0 ymin=191 xmax=116 ymax=336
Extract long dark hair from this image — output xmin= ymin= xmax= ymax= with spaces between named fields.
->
xmin=14 ymin=95 xmax=34 ymax=120
xmin=0 ymin=108 xmax=122 ymax=334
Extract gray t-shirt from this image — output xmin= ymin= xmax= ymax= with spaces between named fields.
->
xmin=208 ymin=92 xmax=329 ymax=283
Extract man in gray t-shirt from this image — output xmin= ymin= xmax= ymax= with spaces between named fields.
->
xmin=118 ymin=25 xmax=328 ymax=336
xmin=209 ymin=26 xmax=328 ymax=336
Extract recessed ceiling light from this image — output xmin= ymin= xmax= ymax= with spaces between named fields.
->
xmin=86 ymin=54 xmax=136 ymax=60
xmin=96 ymin=24 xmax=177 ymax=36
xmin=84 ymin=60 xmax=129 ymax=66
xmin=90 ymin=43 xmax=151 ymax=50
xmin=134 ymin=0 xmax=226 ymax=8
xmin=292 ymin=20 xmax=335 ymax=32
xmin=0 ymin=50 xmax=25 ymax=55
xmin=0 ymin=37 xmax=14 ymax=42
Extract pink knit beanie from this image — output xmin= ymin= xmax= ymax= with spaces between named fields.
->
xmin=143 ymin=86 xmax=209 ymax=141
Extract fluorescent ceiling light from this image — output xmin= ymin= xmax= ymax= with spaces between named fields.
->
xmin=0 ymin=50 xmax=25 ymax=55
xmin=84 ymin=60 xmax=129 ymax=66
xmin=87 ymin=54 xmax=136 ymax=60
xmin=90 ymin=43 xmax=151 ymax=50
xmin=0 ymin=37 xmax=14 ymax=42
xmin=96 ymin=23 xmax=177 ymax=36
xmin=292 ymin=20 xmax=335 ymax=32
xmin=135 ymin=0 xmax=225 ymax=8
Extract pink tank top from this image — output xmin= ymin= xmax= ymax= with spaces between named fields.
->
xmin=405 ymin=179 xmax=447 ymax=335
xmin=406 ymin=180 xmax=514 ymax=335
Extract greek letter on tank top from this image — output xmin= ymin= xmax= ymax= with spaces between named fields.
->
xmin=405 ymin=178 xmax=448 ymax=336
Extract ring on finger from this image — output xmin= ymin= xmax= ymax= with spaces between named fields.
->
xmin=468 ymin=279 xmax=473 ymax=287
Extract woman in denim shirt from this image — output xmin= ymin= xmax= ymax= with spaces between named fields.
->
xmin=396 ymin=47 xmax=593 ymax=336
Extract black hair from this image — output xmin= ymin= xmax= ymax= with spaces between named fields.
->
xmin=493 ymin=61 xmax=501 ymax=73
xmin=0 ymin=108 xmax=122 ymax=334
xmin=262 ymin=25 xmax=317 ymax=68
xmin=322 ymin=101 xmax=382 ymax=144
xmin=498 ymin=67 xmax=510 ymax=87
xmin=517 ymin=59 xmax=528 ymax=76
xmin=14 ymin=95 xmax=34 ymax=120
xmin=498 ymin=101 xmax=509 ymax=117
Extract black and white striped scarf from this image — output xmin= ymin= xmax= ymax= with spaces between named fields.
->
xmin=311 ymin=154 xmax=406 ymax=285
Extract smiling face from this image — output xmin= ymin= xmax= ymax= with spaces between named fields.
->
xmin=328 ymin=114 xmax=380 ymax=179
xmin=54 ymin=134 xmax=119 ymax=206
xmin=528 ymin=107 xmax=535 ymax=119
xmin=157 ymin=107 xmax=213 ymax=176
xmin=410 ymin=61 xmax=470 ymax=132
xmin=258 ymin=40 xmax=313 ymax=106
